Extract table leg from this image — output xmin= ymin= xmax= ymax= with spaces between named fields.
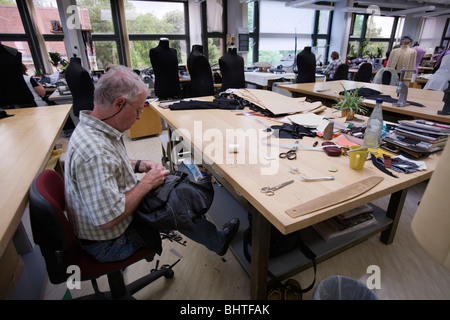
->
xmin=380 ymin=188 xmax=408 ymax=244
xmin=249 ymin=208 xmax=272 ymax=300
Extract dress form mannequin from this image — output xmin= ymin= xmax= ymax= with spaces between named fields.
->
xmin=219 ymin=48 xmax=245 ymax=91
xmin=65 ymin=56 xmax=95 ymax=117
xmin=187 ymin=45 xmax=214 ymax=97
xmin=150 ymin=38 xmax=181 ymax=99
xmin=386 ymin=40 xmax=417 ymax=78
xmin=0 ymin=42 xmax=36 ymax=108
xmin=296 ymin=46 xmax=316 ymax=83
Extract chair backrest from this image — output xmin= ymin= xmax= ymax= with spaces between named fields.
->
xmin=354 ymin=63 xmax=373 ymax=82
xmin=372 ymin=68 xmax=399 ymax=85
xmin=331 ymin=64 xmax=349 ymax=81
xmin=29 ymin=170 xmax=77 ymax=283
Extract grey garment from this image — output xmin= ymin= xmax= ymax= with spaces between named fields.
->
xmin=424 ymin=54 xmax=450 ymax=91
xmin=372 ymin=68 xmax=399 ymax=85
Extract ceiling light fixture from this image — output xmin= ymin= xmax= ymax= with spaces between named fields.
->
xmin=413 ymin=8 xmax=450 ymax=18
xmin=392 ymin=5 xmax=436 ymax=16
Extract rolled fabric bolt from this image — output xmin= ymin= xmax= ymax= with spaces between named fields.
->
xmin=228 ymin=144 xmax=239 ymax=153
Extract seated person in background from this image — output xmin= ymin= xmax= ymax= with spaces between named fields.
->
xmin=22 ymin=63 xmax=47 ymax=106
xmin=322 ymin=51 xmax=342 ymax=80
xmin=64 ymin=65 xmax=239 ymax=262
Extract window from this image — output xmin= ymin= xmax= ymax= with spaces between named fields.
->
xmin=348 ymin=13 xmax=403 ymax=61
xmin=34 ymin=0 xmax=68 ymax=72
xmin=125 ymin=0 xmax=189 ymax=69
xmin=77 ymin=0 xmax=119 ymax=70
xmin=442 ymin=18 xmax=450 ymax=50
xmin=254 ymin=0 xmax=333 ymax=67
xmin=202 ymin=0 xmax=226 ymax=67
xmin=0 ymin=1 xmax=37 ymax=73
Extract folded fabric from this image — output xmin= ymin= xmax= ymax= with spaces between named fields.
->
xmin=169 ymin=98 xmax=242 ymax=110
xmin=270 ymin=123 xmax=317 ymax=139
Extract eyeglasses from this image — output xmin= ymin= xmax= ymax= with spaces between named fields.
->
xmin=100 ymin=98 xmax=144 ymax=121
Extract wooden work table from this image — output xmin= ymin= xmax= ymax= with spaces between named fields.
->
xmin=151 ymin=98 xmax=441 ymax=299
xmin=278 ymin=80 xmax=449 ymax=124
xmin=0 ymin=105 xmax=70 ymax=298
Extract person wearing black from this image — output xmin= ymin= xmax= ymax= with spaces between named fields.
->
xmin=65 ymin=56 xmax=95 ymax=117
xmin=219 ymin=48 xmax=245 ymax=91
xmin=187 ymin=45 xmax=214 ymax=97
xmin=149 ymin=38 xmax=181 ymax=100
xmin=0 ymin=43 xmax=36 ymax=108
xmin=296 ymin=46 xmax=316 ymax=83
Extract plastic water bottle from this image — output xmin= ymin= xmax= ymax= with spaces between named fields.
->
xmin=363 ymin=99 xmax=383 ymax=149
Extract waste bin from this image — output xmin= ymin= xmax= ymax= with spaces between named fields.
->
xmin=313 ymin=275 xmax=378 ymax=300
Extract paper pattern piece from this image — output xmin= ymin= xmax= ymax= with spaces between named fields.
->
xmin=285 ymin=176 xmax=384 ymax=218
xmin=233 ymin=88 xmax=324 ymax=115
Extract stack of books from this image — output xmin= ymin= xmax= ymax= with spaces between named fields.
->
xmin=312 ymin=204 xmax=376 ymax=241
xmin=382 ymin=120 xmax=450 ymax=156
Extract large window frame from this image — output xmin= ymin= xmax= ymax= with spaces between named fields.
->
xmin=248 ymin=1 xmax=333 ymax=66
xmin=200 ymin=0 xmax=227 ymax=67
xmin=0 ymin=0 xmax=191 ymax=74
xmin=441 ymin=18 xmax=450 ymax=50
xmin=0 ymin=1 xmax=48 ymax=74
xmin=347 ymin=13 xmax=401 ymax=61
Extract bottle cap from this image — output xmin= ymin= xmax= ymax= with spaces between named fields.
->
xmin=376 ymin=98 xmax=383 ymax=104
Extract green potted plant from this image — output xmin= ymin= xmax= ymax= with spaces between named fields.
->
xmin=49 ymin=52 xmax=61 ymax=68
xmin=333 ymin=84 xmax=368 ymax=120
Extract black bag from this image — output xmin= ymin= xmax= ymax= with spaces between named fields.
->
xmin=243 ymin=213 xmax=318 ymax=294
xmin=243 ymin=213 xmax=303 ymax=259
xmin=133 ymin=171 xmax=214 ymax=231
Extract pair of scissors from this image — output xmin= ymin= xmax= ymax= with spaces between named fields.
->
xmin=260 ymin=180 xmax=294 ymax=196
xmin=279 ymin=141 xmax=299 ymax=160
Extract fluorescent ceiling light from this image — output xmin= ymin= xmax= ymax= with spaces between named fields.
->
xmin=300 ymin=4 xmax=334 ymax=11
xmin=286 ymin=0 xmax=334 ymax=10
xmin=354 ymin=1 xmax=415 ymax=9
xmin=393 ymin=6 xmax=436 ymax=16
xmin=286 ymin=0 xmax=320 ymax=7
xmin=413 ymin=9 xmax=450 ymax=18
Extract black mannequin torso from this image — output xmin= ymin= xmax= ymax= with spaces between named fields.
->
xmin=219 ymin=48 xmax=245 ymax=91
xmin=0 ymin=43 xmax=36 ymax=108
xmin=150 ymin=39 xmax=181 ymax=99
xmin=65 ymin=57 xmax=95 ymax=117
xmin=187 ymin=45 xmax=214 ymax=97
xmin=296 ymin=46 xmax=316 ymax=83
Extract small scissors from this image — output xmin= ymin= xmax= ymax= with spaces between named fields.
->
xmin=279 ymin=141 xmax=299 ymax=160
xmin=260 ymin=180 xmax=294 ymax=196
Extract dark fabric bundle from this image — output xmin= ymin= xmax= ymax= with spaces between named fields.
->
xmin=133 ymin=171 xmax=214 ymax=231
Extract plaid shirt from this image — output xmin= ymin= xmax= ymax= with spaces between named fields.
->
xmin=323 ymin=59 xmax=342 ymax=79
xmin=64 ymin=111 xmax=137 ymax=240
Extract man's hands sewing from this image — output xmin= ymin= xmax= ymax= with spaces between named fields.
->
xmin=139 ymin=160 xmax=170 ymax=191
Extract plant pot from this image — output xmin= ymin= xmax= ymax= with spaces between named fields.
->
xmin=341 ymin=109 xmax=354 ymax=121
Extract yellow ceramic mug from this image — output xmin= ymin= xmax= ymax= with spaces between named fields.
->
xmin=349 ymin=146 xmax=369 ymax=170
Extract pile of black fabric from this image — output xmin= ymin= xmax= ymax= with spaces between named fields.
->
xmin=270 ymin=123 xmax=317 ymax=139
xmin=339 ymin=87 xmax=425 ymax=108
xmin=169 ymin=97 xmax=243 ymax=110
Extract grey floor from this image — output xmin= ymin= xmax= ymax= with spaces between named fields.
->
xmin=41 ymin=132 xmax=450 ymax=300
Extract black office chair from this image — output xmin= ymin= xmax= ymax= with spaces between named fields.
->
xmin=354 ymin=62 xmax=373 ymax=82
xmin=331 ymin=64 xmax=349 ymax=81
xmin=29 ymin=169 xmax=175 ymax=300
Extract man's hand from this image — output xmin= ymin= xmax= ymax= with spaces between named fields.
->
xmin=139 ymin=160 xmax=164 ymax=173
xmin=140 ymin=163 xmax=170 ymax=190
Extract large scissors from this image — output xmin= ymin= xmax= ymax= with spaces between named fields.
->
xmin=260 ymin=180 xmax=294 ymax=196
xmin=279 ymin=142 xmax=299 ymax=160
